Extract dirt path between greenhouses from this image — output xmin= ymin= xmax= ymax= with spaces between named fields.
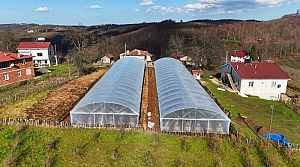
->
xmin=139 ymin=67 xmax=160 ymax=130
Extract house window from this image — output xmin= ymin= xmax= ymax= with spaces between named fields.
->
xmin=3 ymin=74 xmax=9 ymax=81
xmin=26 ymin=69 xmax=32 ymax=75
xmin=271 ymin=81 xmax=276 ymax=87
xmin=37 ymin=53 xmax=43 ymax=56
xmin=22 ymin=59 xmax=26 ymax=65
xmin=248 ymin=81 xmax=254 ymax=87
xmin=18 ymin=71 xmax=22 ymax=77
xmin=0 ymin=62 xmax=10 ymax=69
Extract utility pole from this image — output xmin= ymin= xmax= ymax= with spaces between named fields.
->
xmin=268 ymin=105 xmax=274 ymax=147
xmin=225 ymin=51 xmax=228 ymax=63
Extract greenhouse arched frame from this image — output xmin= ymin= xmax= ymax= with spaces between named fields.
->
xmin=70 ymin=57 xmax=145 ymax=127
xmin=154 ymin=58 xmax=230 ymax=134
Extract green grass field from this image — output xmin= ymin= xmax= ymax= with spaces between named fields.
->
xmin=0 ymin=125 xmax=299 ymax=166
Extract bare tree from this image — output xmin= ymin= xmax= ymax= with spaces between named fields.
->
xmin=63 ymin=23 xmax=93 ymax=52
xmin=167 ymin=34 xmax=185 ymax=56
xmin=1 ymin=27 xmax=16 ymax=52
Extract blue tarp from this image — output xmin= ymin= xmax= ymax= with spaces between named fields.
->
xmin=262 ymin=134 xmax=293 ymax=147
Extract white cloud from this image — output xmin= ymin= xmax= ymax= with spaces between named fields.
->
xmin=140 ymin=0 xmax=154 ymax=6
xmin=88 ymin=5 xmax=103 ymax=9
xmin=184 ymin=3 xmax=212 ymax=11
xmin=135 ymin=9 xmax=139 ymax=12
xmin=36 ymin=7 xmax=54 ymax=12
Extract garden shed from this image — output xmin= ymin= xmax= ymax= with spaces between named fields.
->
xmin=70 ymin=57 xmax=145 ymax=127
xmin=154 ymin=58 xmax=230 ymax=134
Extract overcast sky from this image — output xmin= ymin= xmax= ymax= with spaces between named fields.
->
xmin=1 ymin=0 xmax=299 ymax=25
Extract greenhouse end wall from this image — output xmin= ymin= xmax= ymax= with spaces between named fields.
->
xmin=154 ymin=58 xmax=231 ymax=134
xmin=70 ymin=57 xmax=145 ymax=127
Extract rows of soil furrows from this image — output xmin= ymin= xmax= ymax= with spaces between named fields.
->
xmin=26 ymin=68 xmax=109 ymax=121
xmin=139 ymin=67 xmax=160 ymax=130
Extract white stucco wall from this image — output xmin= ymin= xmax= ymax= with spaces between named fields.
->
xmin=230 ymin=56 xmax=244 ymax=62
xmin=239 ymin=79 xmax=288 ymax=100
xmin=18 ymin=45 xmax=54 ymax=66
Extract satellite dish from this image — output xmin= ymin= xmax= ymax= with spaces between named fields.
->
xmin=10 ymin=63 xmax=14 ymax=67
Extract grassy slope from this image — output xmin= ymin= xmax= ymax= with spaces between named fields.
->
xmin=0 ymin=125 xmax=299 ymax=166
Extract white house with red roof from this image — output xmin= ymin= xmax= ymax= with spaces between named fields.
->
xmin=100 ymin=54 xmax=114 ymax=64
xmin=231 ymin=50 xmax=248 ymax=62
xmin=120 ymin=49 xmax=153 ymax=64
xmin=0 ymin=51 xmax=35 ymax=86
xmin=16 ymin=38 xmax=55 ymax=66
xmin=221 ymin=62 xmax=291 ymax=101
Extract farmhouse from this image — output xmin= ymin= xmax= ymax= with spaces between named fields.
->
xmin=0 ymin=51 xmax=35 ymax=86
xmin=119 ymin=49 xmax=153 ymax=64
xmin=191 ymin=69 xmax=203 ymax=80
xmin=231 ymin=50 xmax=248 ymax=62
xmin=221 ymin=61 xmax=290 ymax=101
xmin=17 ymin=38 xmax=55 ymax=66
xmin=100 ymin=54 xmax=114 ymax=64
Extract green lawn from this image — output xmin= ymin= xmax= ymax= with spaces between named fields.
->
xmin=202 ymin=74 xmax=300 ymax=144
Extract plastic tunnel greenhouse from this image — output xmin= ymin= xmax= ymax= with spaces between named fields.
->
xmin=70 ymin=57 xmax=145 ymax=127
xmin=154 ymin=58 xmax=230 ymax=134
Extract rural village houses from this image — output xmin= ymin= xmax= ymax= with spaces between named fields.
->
xmin=221 ymin=61 xmax=290 ymax=101
xmin=119 ymin=49 xmax=153 ymax=64
xmin=0 ymin=51 xmax=35 ymax=86
xmin=17 ymin=38 xmax=55 ymax=66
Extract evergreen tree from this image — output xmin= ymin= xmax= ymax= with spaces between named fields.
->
xmin=249 ymin=44 xmax=258 ymax=61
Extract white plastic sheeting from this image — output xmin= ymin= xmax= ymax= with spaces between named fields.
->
xmin=154 ymin=58 xmax=230 ymax=134
xmin=70 ymin=57 xmax=145 ymax=127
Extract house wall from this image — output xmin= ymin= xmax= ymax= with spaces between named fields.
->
xmin=0 ymin=58 xmax=35 ymax=86
xmin=240 ymin=79 xmax=288 ymax=100
xmin=101 ymin=56 xmax=111 ymax=64
xmin=18 ymin=44 xmax=54 ymax=66
xmin=221 ymin=63 xmax=289 ymax=101
xmin=120 ymin=55 xmax=151 ymax=62
xmin=230 ymin=56 xmax=244 ymax=62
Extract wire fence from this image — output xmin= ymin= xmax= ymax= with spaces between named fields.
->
xmin=0 ymin=77 xmax=69 ymax=107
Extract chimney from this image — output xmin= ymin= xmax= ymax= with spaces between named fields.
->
xmin=18 ymin=53 xmax=21 ymax=58
xmin=254 ymin=64 xmax=257 ymax=68
xmin=236 ymin=65 xmax=239 ymax=70
xmin=4 ymin=52 xmax=7 ymax=56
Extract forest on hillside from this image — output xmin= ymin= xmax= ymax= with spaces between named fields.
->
xmin=1 ymin=17 xmax=300 ymax=69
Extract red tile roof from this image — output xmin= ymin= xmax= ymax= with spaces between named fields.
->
xmin=17 ymin=42 xmax=51 ymax=49
xmin=129 ymin=49 xmax=153 ymax=57
xmin=0 ymin=51 xmax=32 ymax=63
xmin=192 ymin=70 xmax=203 ymax=75
xmin=231 ymin=51 xmax=247 ymax=58
xmin=231 ymin=62 xmax=290 ymax=80
xmin=106 ymin=54 xmax=114 ymax=59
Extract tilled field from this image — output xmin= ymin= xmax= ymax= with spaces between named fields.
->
xmin=26 ymin=66 xmax=160 ymax=129
xmin=139 ymin=67 xmax=160 ymax=130
xmin=26 ymin=68 xmax=109 ymax=121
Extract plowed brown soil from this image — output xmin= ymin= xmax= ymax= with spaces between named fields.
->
xmin=139 ymin=67 xmax=160 ymax=130
xmin=26 ymin=68 xmax=109 ymax=122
